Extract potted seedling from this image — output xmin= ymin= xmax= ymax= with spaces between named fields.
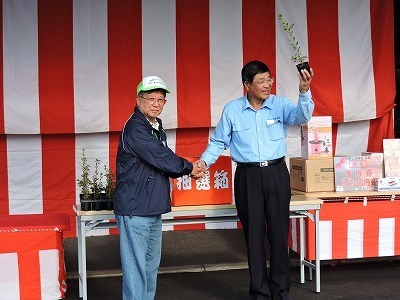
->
xmin=104 ymin=165 xmax=116 ymax=210
xmin=278 ymin=14 xmax=311 ymax=74
xmin=77 ymin=149 xmax=92 ymax=211
xmin=90 ymin=158 xmax=105 ymax=211
xmin=77 ymin=150 xmax=116 ymax=211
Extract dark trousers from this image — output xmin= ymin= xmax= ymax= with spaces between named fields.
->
xmin=234 ymin=161 xmax=291 ymax=300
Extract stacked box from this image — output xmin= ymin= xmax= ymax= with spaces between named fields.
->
xmin=383 ymin=139 xmax=400 ymax=177
xmin=301 ymin=116 xmax=333 ymax=160
xmin=290 ymin=157 xmax=334 ymax=192
xmin=334 ymin=155 xmax=384 ymax=191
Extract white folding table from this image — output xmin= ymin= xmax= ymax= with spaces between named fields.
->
xmin=74 ymin=194 xmax=322 ymax=300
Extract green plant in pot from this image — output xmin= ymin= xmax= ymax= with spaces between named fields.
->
xmin=104 ymin=165 xmax=116 ymax=210
xmin=77 ymin=150 xmax=115 ymax=211
xmin=278 ymin=14 xmax=311 ymax=74
xmin=77 ymin=149 xmax=92 ymax=211
xmin=90 ymin=158 xmax=105 ymax=211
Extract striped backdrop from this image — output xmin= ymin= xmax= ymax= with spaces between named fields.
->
xmin=0 ymin=0 xmax=395 ymax=238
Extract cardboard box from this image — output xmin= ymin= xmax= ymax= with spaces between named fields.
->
xmin=334 ymin=155 xmax=384 ymax=192
xmin=301 ymin=116 xmax=333 ymax=160
xmin=376 ymin=177 xmax=400 ymax=191
xmin=172 ymin=156 xmax=233 ymax=206
xmin=290 ymin=157 xmax=334 ymax=192
xmin=383 ymin=139 xmax=400 ymax=177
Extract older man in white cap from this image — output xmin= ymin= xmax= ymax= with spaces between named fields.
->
xmin=114 ymin=76 xmax=204 ymax=300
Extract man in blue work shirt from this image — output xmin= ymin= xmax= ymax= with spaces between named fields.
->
xmin=199 ymin=60 xmax=314 ymax=299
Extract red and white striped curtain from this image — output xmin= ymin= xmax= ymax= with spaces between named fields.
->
xmin=0 ymin=0 xmax=395 ymax=237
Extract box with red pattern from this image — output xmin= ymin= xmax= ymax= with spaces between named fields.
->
xmin=334 ymin=155 xmax=384 ymax=192
xmin=301 ymin=116 xmax=333 ymax=160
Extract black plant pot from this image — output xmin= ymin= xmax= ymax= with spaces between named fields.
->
xmin=79 ymin=194 xmax=92 ymax=211
xmin=296 ymin=61 xmax=311 ymax=74
xmin=92 ymin=193 xmax=107 ymax=211
xmin=92 ymin=200 xmax=103 ymax=211
xmin=105 ymin=199 xmax=113 ymax=211
xmin=92 ymin=193 xmax=114 ymax=211
xmin=79 ymin=193 xmax=113 ymax=211
xmin=80 ymin=201 xmax=91 ymax=211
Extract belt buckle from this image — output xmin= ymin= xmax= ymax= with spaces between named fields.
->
xmin=260 ymin=161 xmax=268 ymax=167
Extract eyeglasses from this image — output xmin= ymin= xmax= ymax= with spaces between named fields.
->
xmin=253 ymin=77 xmax=274 ymax=85
xmin=139 ymin=96 xmax=167 ymax=105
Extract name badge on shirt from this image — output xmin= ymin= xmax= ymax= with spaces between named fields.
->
xmin=266 ymin=119 xmax=275 ymax=125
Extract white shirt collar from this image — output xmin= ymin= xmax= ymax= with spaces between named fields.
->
xmin=147 ymin=118 xmax=159 ymax=130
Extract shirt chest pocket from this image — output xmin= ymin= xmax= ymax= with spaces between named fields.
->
xmin=266 ymin=119 xmax=284 ymax=141
xmin=232 ymin=122 xmax=250 ymax=132
xmin=232 ymin=122 xmax=251 ymax=143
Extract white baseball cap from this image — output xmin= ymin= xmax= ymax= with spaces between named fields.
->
xmin=137 ymin=76 xmax=170 ymax=95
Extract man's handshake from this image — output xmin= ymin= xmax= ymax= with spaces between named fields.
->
xmin=189 ymin=160 xmax=207 ymax=179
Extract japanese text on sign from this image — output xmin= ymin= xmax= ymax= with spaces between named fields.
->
xmin=176 ymin=169 xmax=229 ymax=191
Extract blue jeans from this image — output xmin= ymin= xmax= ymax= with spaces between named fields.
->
xmin=116 ymin=214 xmax=162 ymax=300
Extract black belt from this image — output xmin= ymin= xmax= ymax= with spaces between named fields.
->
xmin=236 ymin=157 xmax=285 ymax=168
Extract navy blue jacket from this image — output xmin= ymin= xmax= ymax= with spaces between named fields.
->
xmin=113 ymin=107 xmax=193 ymax=216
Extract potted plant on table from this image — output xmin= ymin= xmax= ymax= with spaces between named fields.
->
xmin=278 ymin=14 xmax=311 ymax=74
xmin=90 ymin=163 xmax=116 ymax=211
xmin=77 ymin=149 xmax=92 ymax=211
xmin=103 ymin=165 xmax=116 ymax=210
xmin=77 ymin=149 xmax=116 ymax=211
xmin=90 ymin=158 xmax=104 ymax=211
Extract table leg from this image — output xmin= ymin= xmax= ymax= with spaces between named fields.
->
xmin=315 ymin=209 xmax=321 ymax=293
xmin=315 ymin=209 xmax=320 ymax=293
xmin=299 ymin=216 xmax=305 ymax=284
xmin=79 ymin=217 xmax=88 ymax=300
xmin=77 ymin=215 xmax=83 ymax=298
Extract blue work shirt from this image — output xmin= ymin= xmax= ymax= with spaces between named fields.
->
xmin=200 ymin=90 xmax=314 ymax=166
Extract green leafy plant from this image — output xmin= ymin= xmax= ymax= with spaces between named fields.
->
xmin=77 ymin=149 xmax=115 ymax=202
xmin=278 ymin=14 xmax=308 ymax=64
xmin=91 ymin=158 xmax=104 ymax=200
xmin=104 ymin=165 xmax=116 ymax=199
xmin=77 ymin=149 xmax=91 ymax=200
